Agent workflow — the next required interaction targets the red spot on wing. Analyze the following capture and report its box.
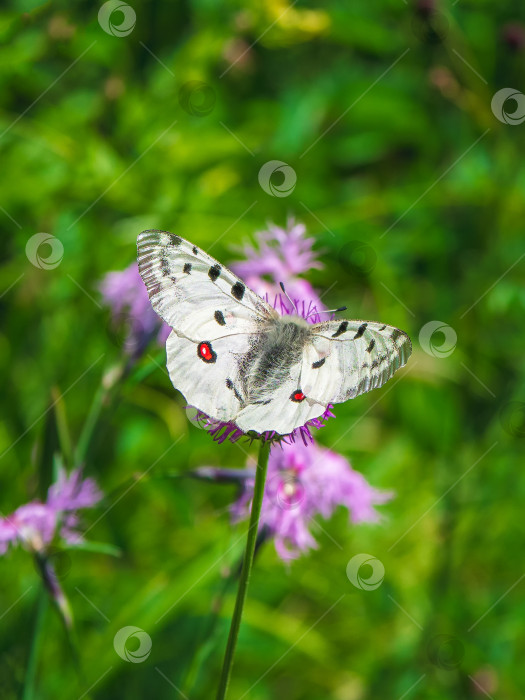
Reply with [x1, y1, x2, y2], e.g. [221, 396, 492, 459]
[291, 391, 306, 402]
[198, 342, 216, 363]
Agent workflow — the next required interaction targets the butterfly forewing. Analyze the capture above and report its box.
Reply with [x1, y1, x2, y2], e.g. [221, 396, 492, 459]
[137, 230, 276, 340]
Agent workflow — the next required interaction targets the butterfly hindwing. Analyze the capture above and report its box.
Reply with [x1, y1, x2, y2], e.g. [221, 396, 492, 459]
[166, 331, 251, 422]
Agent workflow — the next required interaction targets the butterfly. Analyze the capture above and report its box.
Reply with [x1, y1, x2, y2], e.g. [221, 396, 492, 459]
[137, 230, 412, 435]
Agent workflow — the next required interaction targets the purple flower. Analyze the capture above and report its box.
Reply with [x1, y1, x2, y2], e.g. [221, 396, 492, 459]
[100, 263, 170, 356]
[231, 219, 325, 312]
[0, 468, 103, 554]
[230, 442, 392, 561]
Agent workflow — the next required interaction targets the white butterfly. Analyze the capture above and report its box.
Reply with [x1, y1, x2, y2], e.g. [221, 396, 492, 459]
[137, 230, 412, 435]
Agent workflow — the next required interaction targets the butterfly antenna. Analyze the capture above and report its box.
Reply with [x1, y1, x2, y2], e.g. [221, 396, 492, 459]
[279, 282, 298, 314]
[306, 305, 347, 320]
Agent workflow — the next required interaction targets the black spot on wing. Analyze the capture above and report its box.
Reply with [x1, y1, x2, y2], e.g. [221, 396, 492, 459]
[168, 234, 182, 246]
[312, 358, 326, 369]
[192, 246, 198, 255]
[378, 325, 387, 331]
[231, 282, 245, 300]
[371, 360, 380, 369]
[226, 378, 244, 404]
[366, 339, 375, 353]
[214, 310, 226, 326]
[391, 329, 403, 342]
[160, 258, 170, 277]
[183, 263, 192, 274]
[353, 323, 368, 339]
[208, 264, 221, 282]
[331, 321, 348, 338]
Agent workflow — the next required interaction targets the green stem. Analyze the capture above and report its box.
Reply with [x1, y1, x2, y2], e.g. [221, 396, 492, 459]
[23, 586, 48, 700]
[215, 439, 271, 700]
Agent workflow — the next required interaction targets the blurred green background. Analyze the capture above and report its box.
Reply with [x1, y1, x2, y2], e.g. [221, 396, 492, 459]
[1, 0, 525, 698]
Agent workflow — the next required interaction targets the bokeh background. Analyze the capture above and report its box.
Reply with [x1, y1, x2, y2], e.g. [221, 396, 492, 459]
[1, 0, 525, 698]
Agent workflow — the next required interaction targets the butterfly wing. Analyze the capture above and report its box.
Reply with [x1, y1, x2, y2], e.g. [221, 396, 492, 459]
[138, 230, 278, 422]
[137, 230, 277, 341]
[306, 319, 412, 403]
[234, 319, 411, 434]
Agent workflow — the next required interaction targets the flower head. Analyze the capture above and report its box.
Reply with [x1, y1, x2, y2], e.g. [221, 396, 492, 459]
[100, 263, 170, 356]
[231, 219, 325, 312]
[231, 442, 392, 560]
[0, 468, 103, 554]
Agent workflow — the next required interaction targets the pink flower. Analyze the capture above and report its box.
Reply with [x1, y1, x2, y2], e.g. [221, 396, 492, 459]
[100, 263, 170, 356]
[231, 219, 325, 312]
[230, 442, 392, 561]
[0, 468, 103, 554]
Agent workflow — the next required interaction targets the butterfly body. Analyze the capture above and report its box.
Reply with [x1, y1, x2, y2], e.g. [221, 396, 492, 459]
[137, 230, 412, 435]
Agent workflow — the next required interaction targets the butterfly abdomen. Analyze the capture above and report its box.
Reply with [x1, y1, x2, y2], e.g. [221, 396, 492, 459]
[244, 319, 311, 402]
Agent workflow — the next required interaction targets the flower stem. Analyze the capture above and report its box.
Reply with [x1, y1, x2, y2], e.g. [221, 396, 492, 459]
[215, 439, 271, 700]
[23, 585, 48, 700]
